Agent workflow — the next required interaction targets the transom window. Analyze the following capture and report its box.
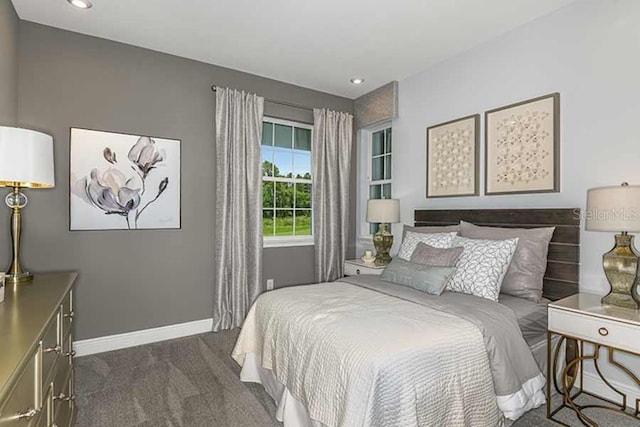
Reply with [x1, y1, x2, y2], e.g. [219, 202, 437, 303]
[368, 127, 392, 234]
[261, 117, 313, 243]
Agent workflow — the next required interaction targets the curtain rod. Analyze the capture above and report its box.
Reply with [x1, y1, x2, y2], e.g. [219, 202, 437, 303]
[211, 85, 314, 112]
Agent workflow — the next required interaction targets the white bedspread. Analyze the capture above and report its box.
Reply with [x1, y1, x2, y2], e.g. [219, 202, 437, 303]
[232, 282, 503, 427]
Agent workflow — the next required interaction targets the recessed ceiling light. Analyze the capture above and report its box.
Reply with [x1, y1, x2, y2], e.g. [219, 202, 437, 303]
[68, 0, 93, 9]
[350, 77, 365, 85]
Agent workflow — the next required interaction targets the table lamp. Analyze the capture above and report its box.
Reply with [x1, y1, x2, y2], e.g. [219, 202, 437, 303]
[366, 199, 400, 266]
[0, 127, 55, 284]
[586, 182, 640, 309]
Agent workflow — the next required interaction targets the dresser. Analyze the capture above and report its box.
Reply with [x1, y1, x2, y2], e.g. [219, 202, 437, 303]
[0, 272, 77, 427]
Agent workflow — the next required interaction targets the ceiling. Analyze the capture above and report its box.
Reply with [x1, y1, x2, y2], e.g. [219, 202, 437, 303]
[12, 0, 576, 98]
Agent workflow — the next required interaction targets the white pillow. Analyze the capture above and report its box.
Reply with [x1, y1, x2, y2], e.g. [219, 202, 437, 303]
[398, 231, 457, 261]
[445, 236, 519, 301]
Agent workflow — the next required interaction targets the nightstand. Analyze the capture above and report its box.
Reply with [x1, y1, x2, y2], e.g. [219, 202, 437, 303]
[547, 292, 640, 425]
[343, 259, 386, 276]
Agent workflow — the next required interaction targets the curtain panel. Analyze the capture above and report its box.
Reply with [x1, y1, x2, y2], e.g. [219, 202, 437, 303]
[213, 88, 264, 331]
[313, 108, 354, 282]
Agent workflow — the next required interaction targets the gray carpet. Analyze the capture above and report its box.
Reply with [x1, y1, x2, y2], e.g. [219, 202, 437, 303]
[75, 330, 639, 426]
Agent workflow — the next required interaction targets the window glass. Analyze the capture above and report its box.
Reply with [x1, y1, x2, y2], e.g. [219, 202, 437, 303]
[263, 118, 313, 239]
[275, 124, 293, 148]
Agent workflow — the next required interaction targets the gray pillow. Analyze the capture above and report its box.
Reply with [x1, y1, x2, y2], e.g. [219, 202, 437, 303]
[410, 242, 464, 267]
[459, 221, 555, 303]
[381, 258, 455, 295]
[402, 224, 459, 240]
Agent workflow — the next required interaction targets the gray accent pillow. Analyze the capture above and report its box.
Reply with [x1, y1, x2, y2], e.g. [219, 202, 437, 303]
[381, 258, 455, 295]
[410, 242, 464, 267]
[459, 221, 555, 303]
[402, 224, 459, 240]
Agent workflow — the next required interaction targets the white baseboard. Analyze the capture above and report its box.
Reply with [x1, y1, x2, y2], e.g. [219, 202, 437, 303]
[582, 371, 640, 407]
[73, 318, 214, 357]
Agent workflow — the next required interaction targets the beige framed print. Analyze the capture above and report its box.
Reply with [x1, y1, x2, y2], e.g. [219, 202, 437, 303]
[426, 114, 480, 198]
[485, 93, 560, 195]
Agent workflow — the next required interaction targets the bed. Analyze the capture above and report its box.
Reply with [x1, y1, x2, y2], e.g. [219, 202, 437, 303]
[232, 208, 580, 427]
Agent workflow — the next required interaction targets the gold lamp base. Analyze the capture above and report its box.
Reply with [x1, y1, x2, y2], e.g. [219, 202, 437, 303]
[373, 224, 394, 266]
[6, 272, 33, 285]
[601, 233, 640, 310]
[5, 187, 33, 286]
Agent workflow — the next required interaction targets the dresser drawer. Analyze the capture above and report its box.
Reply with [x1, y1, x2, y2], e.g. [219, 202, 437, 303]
[51, 362, 72, 427]
[60, 291, 73, 342]
[549, 308, 640, 354]
[0, 351, 38, 426]
[39, 312, 61, 391]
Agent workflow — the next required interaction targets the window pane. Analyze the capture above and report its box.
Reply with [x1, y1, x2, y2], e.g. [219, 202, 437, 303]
[372, 156, 384, 181]
[294, 128, 311, 151]
[384, 154, 392, 180]
[385, 128, 392, 153]
[295, 183, 311, 208]
[295, 210, 312, 236]
[262, 147, 274, 177]
[275, 182, 294, 209]
[274, 149, 293, 178]
[263, 181, 274, 208]
[369, 184, 381, 199]
[370, 223, 380, 234]
[262, 122, 273, 146]
[293, 152, 311, 179]
[263, 210, 274, 236]
[275, 124, 293, 148]
[372, 130, 384, 156]
[383, 183, 392, 198]
[275, 210, 294, 236]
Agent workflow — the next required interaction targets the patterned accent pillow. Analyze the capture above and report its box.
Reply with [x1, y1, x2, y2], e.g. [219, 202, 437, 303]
[445, 236, 519, 301]
[398, 231, 457, 261]
[381, 258, 456, 295]
[410, 242, 464, 267]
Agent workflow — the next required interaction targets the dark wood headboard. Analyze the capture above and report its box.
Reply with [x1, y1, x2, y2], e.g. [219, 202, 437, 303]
[414, 208, 580, 301]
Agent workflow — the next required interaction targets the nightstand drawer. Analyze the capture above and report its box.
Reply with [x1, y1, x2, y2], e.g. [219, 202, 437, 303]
[549, 308, 640, 354]
[344, 262, 385, 276]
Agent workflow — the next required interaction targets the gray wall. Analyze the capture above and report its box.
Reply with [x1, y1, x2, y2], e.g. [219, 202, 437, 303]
[0, 0, 18, 125]
[16, 22, 354, 340]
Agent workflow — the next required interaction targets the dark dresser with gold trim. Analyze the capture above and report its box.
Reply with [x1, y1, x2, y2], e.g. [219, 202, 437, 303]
[0, 273, 77, 427]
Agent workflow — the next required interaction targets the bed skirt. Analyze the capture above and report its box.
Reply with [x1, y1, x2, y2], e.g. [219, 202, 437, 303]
[240, 353, 326, 427]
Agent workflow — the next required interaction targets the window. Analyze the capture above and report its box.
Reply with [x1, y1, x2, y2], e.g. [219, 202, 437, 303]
[357, 124, 393, 240]
[262, 117, 313, 246]
[367, 126, 392, 234]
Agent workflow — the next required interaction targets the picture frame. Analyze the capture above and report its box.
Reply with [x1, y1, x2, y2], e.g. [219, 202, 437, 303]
[69, 127, 181, 231]
[426, 114, 480, 198]
[485, 93, 560, 195]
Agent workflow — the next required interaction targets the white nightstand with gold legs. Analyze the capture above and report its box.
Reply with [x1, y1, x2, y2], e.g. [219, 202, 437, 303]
[547, 293, 640, 426]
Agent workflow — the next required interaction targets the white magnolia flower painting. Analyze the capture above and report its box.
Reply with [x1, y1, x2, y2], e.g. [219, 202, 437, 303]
[70, 128, 181, 230]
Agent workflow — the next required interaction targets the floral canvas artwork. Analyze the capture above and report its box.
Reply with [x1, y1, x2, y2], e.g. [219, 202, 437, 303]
[426, 115, 479, 198]
[70, 128, 181, 230]
[485, 93, 559, 195]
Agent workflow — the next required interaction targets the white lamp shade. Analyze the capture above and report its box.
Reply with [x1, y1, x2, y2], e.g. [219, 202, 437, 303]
[0, 126, 55, 188]
[366, 199, 400, 223]
[586, 183, 640, 232]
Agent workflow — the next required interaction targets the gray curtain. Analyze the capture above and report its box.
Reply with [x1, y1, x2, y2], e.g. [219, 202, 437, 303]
[213, 88, 264, 331]
[313, 108, 354, 282]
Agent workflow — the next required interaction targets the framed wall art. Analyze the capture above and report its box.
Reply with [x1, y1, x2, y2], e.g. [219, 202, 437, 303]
[70, 128, 181, 230]
[426, 114, 480, 198]
[485, 93, 560, 195]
